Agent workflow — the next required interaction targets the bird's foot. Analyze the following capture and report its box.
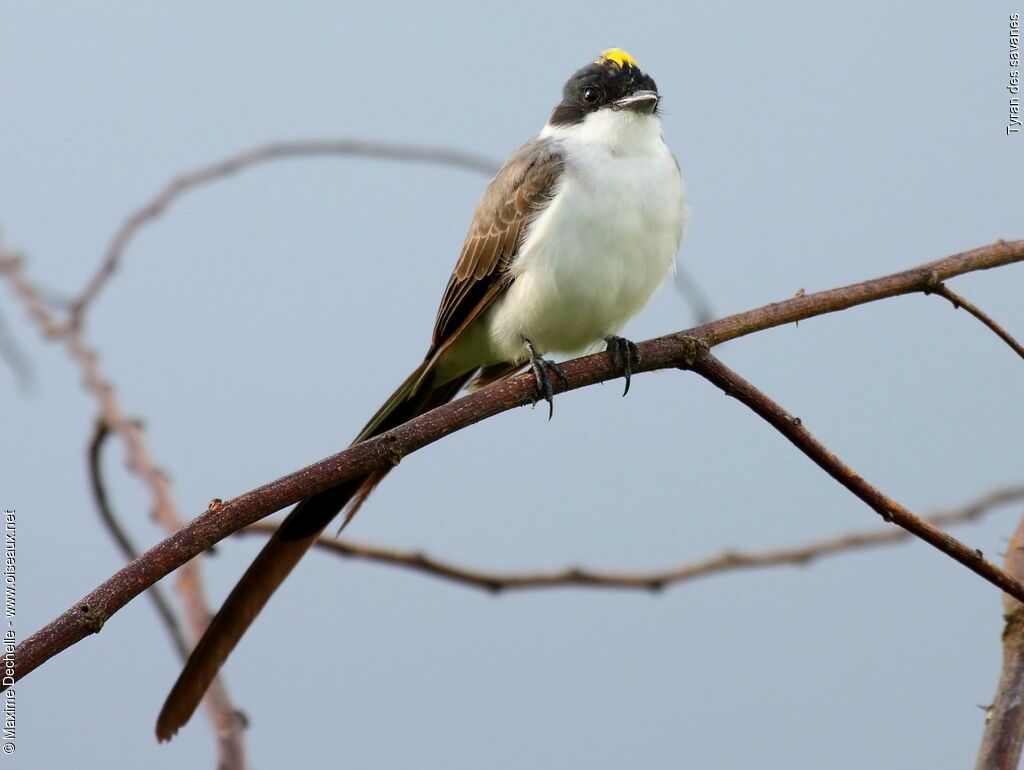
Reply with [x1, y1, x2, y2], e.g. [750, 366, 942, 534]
[605, 336, 640, 396]
[523, 338, 567, 419]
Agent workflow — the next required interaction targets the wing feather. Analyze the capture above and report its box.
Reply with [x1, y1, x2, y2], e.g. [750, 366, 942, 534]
[429, 138, 564, 352]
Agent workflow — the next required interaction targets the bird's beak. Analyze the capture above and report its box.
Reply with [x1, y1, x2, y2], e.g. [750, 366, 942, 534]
[613, 90, 659, 114]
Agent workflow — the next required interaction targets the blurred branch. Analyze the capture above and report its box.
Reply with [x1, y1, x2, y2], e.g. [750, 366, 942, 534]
[8, 238, 1024, 685]
[0, 246, 248, 768]
[239, 485, 1024, 592]
[0, 249, 63, 335]
[0, 305, 34, 393]
[69, 139, 501, 326]
[975, 513, 1024, 769]
[928, 281, 1024, 360]
[66, 137, 718, 330]
[88, 420, 190, 661]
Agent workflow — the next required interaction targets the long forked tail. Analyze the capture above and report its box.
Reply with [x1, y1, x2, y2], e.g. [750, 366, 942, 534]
[155, 361, 471, 741]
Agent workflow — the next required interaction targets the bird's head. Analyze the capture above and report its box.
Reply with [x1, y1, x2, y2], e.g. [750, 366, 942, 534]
[548, 49, 661, 128]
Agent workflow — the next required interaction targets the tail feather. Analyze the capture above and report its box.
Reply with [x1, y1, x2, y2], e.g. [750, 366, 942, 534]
[156, 361, 471, 741]
[336, 368, 471, 532]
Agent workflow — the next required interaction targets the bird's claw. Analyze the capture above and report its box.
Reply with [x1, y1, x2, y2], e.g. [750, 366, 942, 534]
[605, 336, 640, 396]
[523, 338, 567, 419]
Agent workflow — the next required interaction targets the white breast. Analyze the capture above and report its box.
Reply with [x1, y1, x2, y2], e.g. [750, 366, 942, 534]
[486, 110, 687, 362]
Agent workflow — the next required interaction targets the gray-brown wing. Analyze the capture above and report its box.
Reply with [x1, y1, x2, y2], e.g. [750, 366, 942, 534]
[430, 138, 564, 352]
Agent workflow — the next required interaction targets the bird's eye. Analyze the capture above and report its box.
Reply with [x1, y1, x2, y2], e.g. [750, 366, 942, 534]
[582, 86, 602, 104]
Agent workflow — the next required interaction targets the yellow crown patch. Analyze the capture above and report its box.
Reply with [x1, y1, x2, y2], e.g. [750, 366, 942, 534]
[597, 48, 639, 69]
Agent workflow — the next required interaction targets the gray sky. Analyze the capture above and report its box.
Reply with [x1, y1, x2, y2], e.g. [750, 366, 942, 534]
[3, 2, 1023, 768]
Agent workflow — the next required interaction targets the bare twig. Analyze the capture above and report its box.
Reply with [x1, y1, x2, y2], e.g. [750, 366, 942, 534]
[69, 139, 501, 325]
[238, 485, 1024, 592]
[975, 514, 1024, 769]
[0, 248, 247, 768]
[929, 282, 1024, 360]
[88, 420, 190, 660]
[687, 347, 1024, 598]
[8, 239, 1024, 685]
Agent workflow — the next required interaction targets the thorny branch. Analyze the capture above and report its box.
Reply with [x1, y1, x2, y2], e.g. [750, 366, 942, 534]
[239, 485, 1024, 592]
[5, 238, 1023, 686]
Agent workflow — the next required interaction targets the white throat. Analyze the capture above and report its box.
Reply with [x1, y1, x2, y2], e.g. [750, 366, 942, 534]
[540, 109, 666, 157]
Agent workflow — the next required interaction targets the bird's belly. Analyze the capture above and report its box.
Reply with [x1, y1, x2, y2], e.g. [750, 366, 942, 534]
[486, 155, 684, 361]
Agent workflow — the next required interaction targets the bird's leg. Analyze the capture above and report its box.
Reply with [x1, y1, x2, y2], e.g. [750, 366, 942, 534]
[523, 337, 568, 419]
[604, 336, 640, 396]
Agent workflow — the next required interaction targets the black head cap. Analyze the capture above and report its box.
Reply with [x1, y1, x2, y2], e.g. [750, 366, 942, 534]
[549, 49, 659, 127]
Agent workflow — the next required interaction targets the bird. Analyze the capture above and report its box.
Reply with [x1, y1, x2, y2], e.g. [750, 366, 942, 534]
[156, 47, 687, 740]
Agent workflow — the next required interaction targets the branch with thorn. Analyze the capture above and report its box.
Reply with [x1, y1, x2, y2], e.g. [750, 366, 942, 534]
[4, 237, 1023, 689]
